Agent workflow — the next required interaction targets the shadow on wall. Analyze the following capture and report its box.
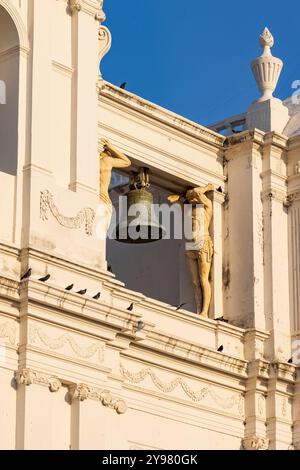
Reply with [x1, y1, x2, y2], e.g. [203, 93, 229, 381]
[0, 6, 20, 176]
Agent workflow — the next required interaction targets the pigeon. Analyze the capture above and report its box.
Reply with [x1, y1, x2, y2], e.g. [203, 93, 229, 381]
[175, 302, 188, 311]
[217, 345, 224, 352]
[137, 321, 145, 331]
[288, 358, 293, 364]
[77, 289, 87, 295]
[20, 268, 32, 281]
[127, 303, 134, 311]
[120, 82, 127, 90]
[39, 274, 51, 282]
[215, 316, 229, 323]
[65, 284, 74, 291]
[93, 292, 101, 300]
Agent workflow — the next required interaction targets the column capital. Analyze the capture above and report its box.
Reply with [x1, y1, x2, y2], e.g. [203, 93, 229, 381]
[15, 368, 61, 392]
[68, 0, 105, 21]
[242, 436, 269, 450]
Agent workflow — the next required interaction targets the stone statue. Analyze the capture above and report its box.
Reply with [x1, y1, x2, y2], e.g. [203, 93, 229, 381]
[99, 139, 131, 232]
[168, 184, 214, 317]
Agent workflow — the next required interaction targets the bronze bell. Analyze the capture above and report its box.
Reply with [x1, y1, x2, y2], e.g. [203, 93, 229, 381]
[116, 168, 165, 243]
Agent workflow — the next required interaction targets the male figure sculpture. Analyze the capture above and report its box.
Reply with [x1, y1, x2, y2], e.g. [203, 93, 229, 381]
[99, 139, 131, 232]
[168, 184, 214, 317]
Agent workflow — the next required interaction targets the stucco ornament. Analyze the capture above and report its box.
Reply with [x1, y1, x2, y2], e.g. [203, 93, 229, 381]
[168, 184, 214, 316]
[251, 27, 283, 102]
[242, 436, 269, 450]
[98, 139, 131, 237]
[40, 190, 95, 236]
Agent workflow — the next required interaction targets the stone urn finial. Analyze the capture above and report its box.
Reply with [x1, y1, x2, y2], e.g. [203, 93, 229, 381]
[251, 27, 283, 102]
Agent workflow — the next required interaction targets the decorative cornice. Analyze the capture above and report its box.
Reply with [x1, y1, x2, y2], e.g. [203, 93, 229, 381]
[247, 360, 270, 379]
[242, 436, 269, 450]
[269, 362, 296, 383]
[225, 129, 265, 148]
[100, 82, 225, 147]
[15, 368, 62, 392]
[40, 190, 95, 236]
[68, 383, 127, 414]
[68, 0, 105, 21]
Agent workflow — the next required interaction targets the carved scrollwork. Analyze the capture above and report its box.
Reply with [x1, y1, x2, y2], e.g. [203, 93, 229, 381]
[40, 190, 95, 236]
[15, 368, 62, 392]
[68, 383, 127, 414]
[242, 436, 269, 450]
[69, 383, 90, 401]
[99, 26, 112, 79]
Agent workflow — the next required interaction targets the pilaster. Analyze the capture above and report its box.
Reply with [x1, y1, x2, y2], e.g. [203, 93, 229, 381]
[69, 0, 104, 194]
[224, 130, 265, 328]
[261, 133, 290, 361]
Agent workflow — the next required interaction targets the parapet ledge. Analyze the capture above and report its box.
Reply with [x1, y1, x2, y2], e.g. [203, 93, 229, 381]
[139, 329, 248, 378]
[100, 81, 225, 148]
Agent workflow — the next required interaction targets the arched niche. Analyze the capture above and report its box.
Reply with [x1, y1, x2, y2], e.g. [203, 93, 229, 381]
[0, 4, 20, 175]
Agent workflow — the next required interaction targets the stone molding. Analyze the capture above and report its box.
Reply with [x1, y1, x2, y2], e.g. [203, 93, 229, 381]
[40, 190, 95, 236]
[15, 368, 127, 414]
[68, 0, 105, 21]
[100, 82, 225, 147]
[15, 368, 62, 392]
[261, 189, 287, 205]
[68, 383, 127, 414]
[242, 436, 269, 450]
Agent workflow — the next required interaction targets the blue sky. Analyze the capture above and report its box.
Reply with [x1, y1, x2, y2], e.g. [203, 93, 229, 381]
[102, 0, 300, 126]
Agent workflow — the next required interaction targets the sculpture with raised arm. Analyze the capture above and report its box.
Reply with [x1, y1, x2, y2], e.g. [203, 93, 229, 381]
[99, 138, 131, 232]
[168, 184, 214, 317]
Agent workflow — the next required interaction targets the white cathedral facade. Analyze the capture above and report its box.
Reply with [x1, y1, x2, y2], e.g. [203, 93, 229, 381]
[0, 0, 300, 450]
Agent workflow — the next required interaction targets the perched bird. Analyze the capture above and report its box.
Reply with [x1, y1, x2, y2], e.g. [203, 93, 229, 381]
[39, 274, 51, 282]
[20, 268, 32, 281]
[217, 345, 224, 352]
[288, 358, 293, 364]
[137, 321, 145, 331]
[93, 292, 101, 300]
[65, 284, 74, 291]
[127, 303, 134, 311]
[120, 82, 127, 90]
[175, 302, 188, 311]
[215, 316, 229, 323]
[77, 289, 87, 295]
